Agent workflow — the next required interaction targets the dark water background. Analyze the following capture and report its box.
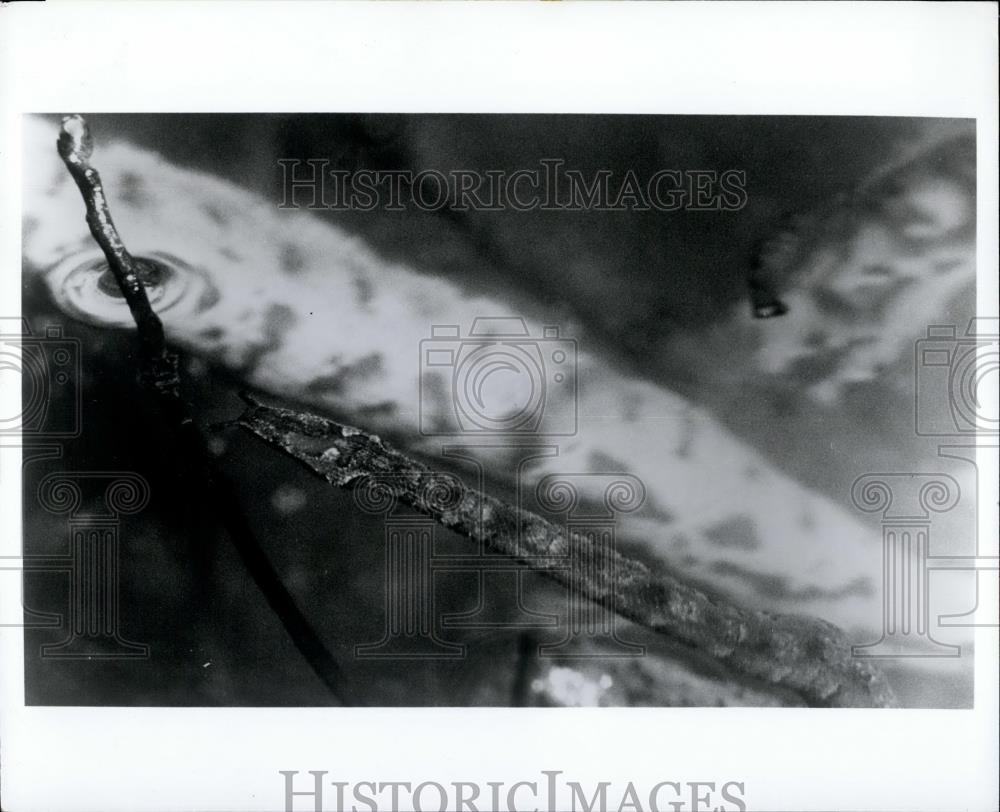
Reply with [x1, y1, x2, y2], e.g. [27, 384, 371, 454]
[20, 115, 975, 707]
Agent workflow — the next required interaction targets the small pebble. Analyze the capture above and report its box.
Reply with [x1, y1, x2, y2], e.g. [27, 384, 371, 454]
[186, 357, 208, 377]
[270, 483, 308, 515]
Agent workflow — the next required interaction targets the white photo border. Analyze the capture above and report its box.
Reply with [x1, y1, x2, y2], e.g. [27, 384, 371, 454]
[1, 2, 997, 811]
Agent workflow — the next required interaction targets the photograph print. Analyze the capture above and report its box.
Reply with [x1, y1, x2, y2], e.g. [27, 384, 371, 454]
[16, 112, 984, 709]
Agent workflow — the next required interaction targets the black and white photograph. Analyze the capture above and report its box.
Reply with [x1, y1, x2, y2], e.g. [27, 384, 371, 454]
[15, 111, 982, 710]
[0, 3, 997, 812]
